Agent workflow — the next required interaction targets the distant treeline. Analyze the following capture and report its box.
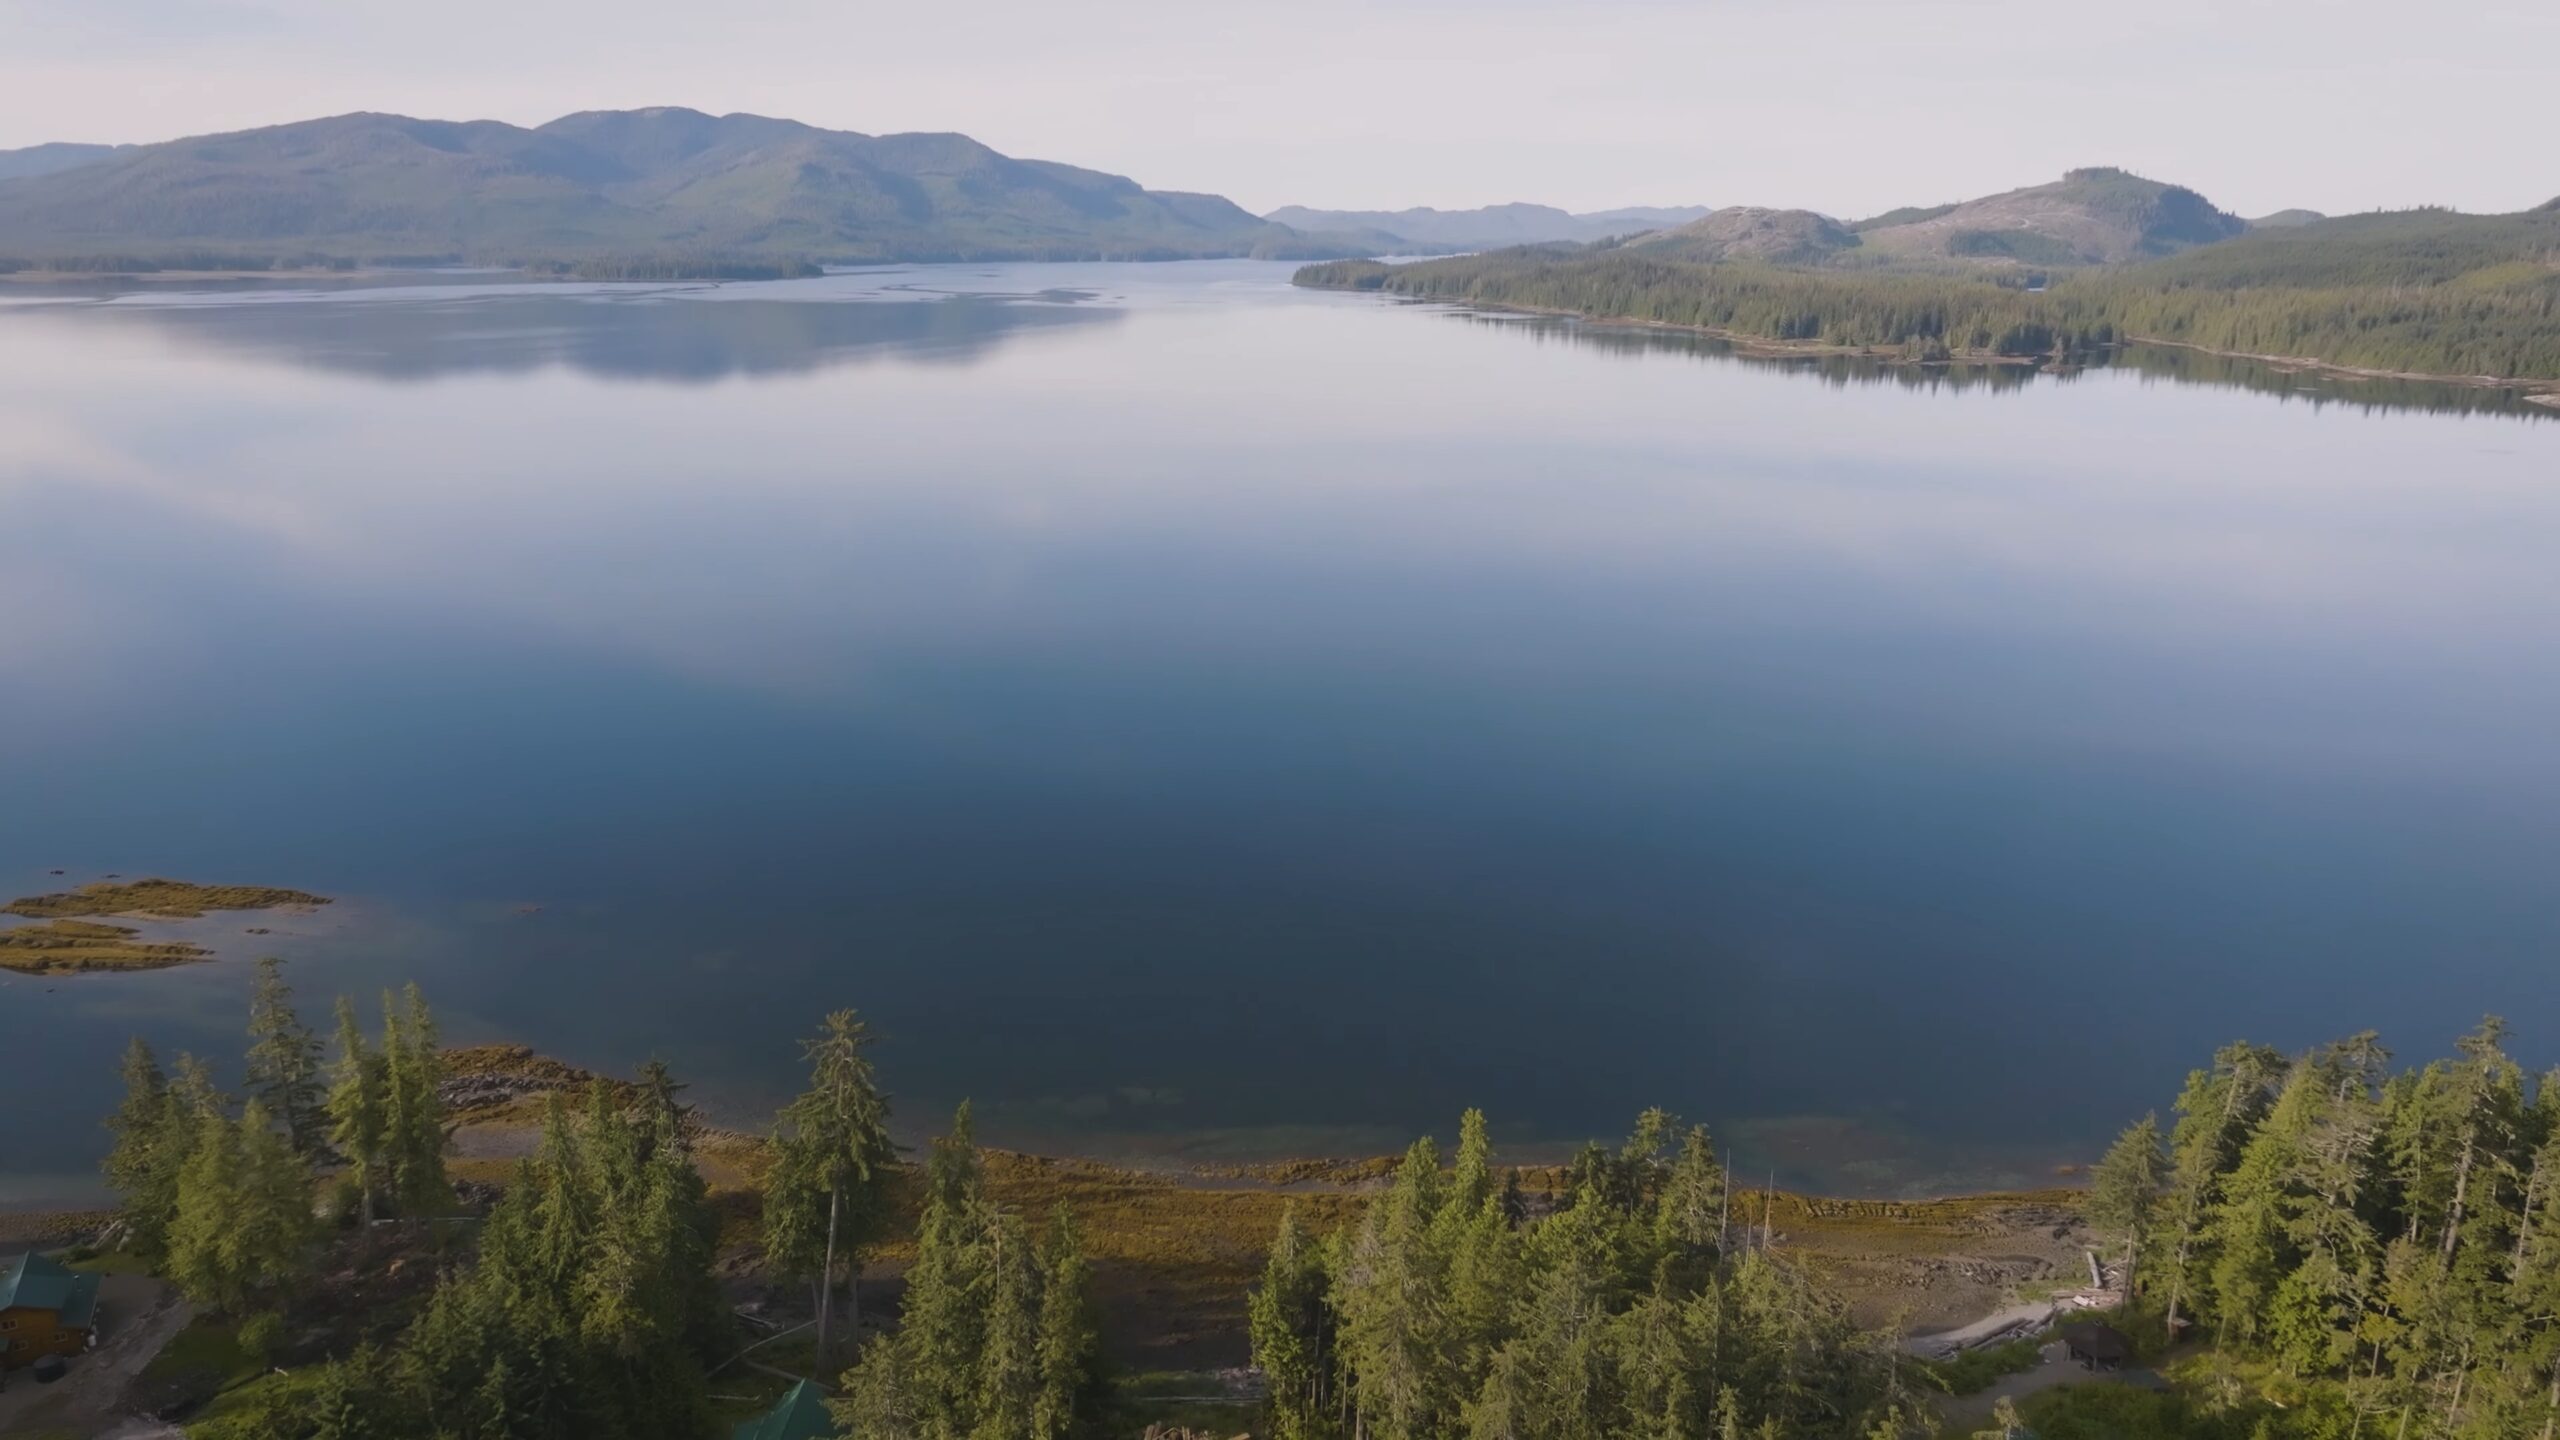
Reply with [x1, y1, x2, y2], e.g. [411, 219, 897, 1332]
[1301, 207, 2560, 381]
[0, 252, 380, 274]
[532, 255, 826, 282]
[1300, 254, 2112, 359]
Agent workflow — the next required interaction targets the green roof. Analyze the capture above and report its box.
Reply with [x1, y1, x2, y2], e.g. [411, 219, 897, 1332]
[732, 1379, 833, 1440]
[1, 1252, 99, 1329]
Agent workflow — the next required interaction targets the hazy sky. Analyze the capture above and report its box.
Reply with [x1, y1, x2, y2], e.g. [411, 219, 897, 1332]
[3, 0, 2553, 218]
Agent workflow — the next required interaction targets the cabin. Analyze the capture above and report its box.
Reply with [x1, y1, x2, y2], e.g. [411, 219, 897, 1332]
[0, 1252, 101, 1370]
[2058, 1320, 2133, 1372]
[731, 1378, 832, 1440]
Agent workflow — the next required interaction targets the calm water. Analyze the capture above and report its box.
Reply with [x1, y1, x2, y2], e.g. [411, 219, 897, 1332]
[4, 261, 2556, 1206]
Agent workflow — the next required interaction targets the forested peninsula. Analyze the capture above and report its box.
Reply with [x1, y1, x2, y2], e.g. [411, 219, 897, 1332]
[16, 951, 2560, 1440]
[1297, 203, 2560, 395]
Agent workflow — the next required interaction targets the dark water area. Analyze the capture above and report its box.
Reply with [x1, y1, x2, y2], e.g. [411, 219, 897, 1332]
[3, 261, 2556, 1207]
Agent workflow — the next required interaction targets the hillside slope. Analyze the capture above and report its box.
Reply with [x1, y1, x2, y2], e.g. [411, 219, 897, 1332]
[0, 108, 1344, 265]
[1624, 207, 1859, 264]
[1856, 167, 2245, 265]
[1296, 201, 2560, 384]
[1264, 201, 1709, 250]
[0, 142, 134, 181]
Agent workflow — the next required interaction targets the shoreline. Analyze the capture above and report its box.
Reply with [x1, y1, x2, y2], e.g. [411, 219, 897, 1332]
[15, 1042, 2098, 1341]
[1303, 279, 2560, 403]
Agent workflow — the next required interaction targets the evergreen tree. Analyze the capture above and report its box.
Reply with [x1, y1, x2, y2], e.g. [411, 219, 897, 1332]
[236, 1098, 316, 1297]
[101, 1037, 182, 1261]
[327, 996, 389, 1225]
[390, 1076, 721, 1440]
[1654, 1124, 1727, 1283]
[167, 1102, 247, 1308]
[245, 955, 327, 1153]
[2153, 1041, 2285, 1342]
[1034, 1209, 1099, 1440]
[1336, 1135, 1450, 1439]
[763, 1008, 895, 1367]
[380, 985, 449, 1215]
[2087, 1111, 2166, 1301]
[1283, 1110, 1917, 1440]
[1250, 1204, 1332, 1440]
[166, 1096, 313, 1312]
[974, 1209, 1040, 1440]
[833, 1102, 1098, 1440]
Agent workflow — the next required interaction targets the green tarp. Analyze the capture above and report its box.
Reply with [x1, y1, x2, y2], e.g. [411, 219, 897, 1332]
[732, 1379, 832, 1440]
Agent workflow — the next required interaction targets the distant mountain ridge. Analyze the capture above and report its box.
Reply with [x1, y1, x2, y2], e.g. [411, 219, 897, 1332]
[1623, 208, 1857, 264]
[1590, 169, 2251, 273]
[1264, 202, 1711, 251]
[0, 108, 1357, 265]
[0, 142, 135, 181]
[1851, 167, 2246, 265]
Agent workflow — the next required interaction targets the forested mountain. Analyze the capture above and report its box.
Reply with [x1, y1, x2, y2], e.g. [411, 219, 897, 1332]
[0, 141, 134, 180]
[1622, 206, 1860, 264]
[0, 108, 1353, 266]
[1853, 166, 2247, 265]
[1288, 169, 2252, 272]
[1299, 200, 2560, 384]
[1263, 201, 1711, 251]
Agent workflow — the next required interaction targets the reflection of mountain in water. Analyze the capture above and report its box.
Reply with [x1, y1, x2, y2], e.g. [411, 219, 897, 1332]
[1449, 311, 2555, 420]
[30, 285, 1124, 382]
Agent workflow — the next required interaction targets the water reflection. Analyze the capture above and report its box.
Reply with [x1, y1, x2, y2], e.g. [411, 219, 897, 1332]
[3, 261, 2557, 1207]
[1441, 309, 2557, 420]
[1, 273, 1122, 382]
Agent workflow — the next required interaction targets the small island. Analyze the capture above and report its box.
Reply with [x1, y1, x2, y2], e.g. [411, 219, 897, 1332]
[0, 878, 330, 974]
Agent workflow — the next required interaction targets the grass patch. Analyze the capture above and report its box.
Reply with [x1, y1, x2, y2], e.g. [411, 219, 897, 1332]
[142, 1316, 258, 1388]
[0, 918, 210, 973]
[185, 1366, 326, 1440]
[4, 878, 330, 920]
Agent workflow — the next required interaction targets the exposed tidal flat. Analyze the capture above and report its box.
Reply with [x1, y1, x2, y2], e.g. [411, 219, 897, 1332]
[4, 259, 2559, 1211]
[0, 879, 331, 973]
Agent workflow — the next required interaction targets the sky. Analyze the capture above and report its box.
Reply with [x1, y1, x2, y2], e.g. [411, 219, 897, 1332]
[2, 0, 2554, 219]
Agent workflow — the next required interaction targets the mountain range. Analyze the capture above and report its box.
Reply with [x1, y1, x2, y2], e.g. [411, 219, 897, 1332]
[1622, 169, 2249, 270]
[0, 114, 2453, 280]
[0, 108, 1360, 265]
[1261, 203, 1713, 251]
[0, 142, 135, 181]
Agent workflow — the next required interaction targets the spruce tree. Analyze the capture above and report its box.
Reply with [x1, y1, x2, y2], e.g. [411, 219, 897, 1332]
[975, 1209, 1040, 1440]
[2153, 1041, 2285, 1342]
[834, 1102, 1097, 1440]
[1654, 1124, 1727, 1280]
[1337, 1135, 1449, 1439]
[380, 985, 449, 1215]
[1033, 1209, 1097, 1440]
[101, 1037, 180, 1260]
[245, 955, 326, 1153]
[327, 996, 388, 1225]
[1251, 1204, 1331, 1440]
[2087, 1112, 2165, 1299]
[235, 1097, 315, 1299]
[763, 1008, 895, 1366]
[167, 1103, 247, 1309]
